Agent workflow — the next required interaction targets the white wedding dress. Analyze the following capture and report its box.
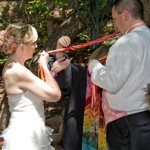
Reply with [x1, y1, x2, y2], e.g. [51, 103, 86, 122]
[0, 91, 54, 150]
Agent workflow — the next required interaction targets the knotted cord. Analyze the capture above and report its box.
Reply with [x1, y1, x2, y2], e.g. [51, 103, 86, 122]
[40, 32, 119, 80]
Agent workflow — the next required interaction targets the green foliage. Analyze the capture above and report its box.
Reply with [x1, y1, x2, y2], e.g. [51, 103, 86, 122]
[25, 0, 50, 17]
[0, 0, 52, 67]
[51, 0, 69, 8]
[0, 0, 115, 67]
[0, 53, 7, 67]
[0, 0, 52, 49]
[0, 23, 4, 30]
[77, 32, 91, 42]
[13, 0, 51, 49]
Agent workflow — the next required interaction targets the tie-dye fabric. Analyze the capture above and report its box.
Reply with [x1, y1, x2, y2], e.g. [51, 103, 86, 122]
[82, 73, 109, 150]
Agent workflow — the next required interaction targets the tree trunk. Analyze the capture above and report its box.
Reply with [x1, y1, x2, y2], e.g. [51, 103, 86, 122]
[141, 0, 150, 27]
[0, 80, 10, 132]
[45, 15, 85, 50]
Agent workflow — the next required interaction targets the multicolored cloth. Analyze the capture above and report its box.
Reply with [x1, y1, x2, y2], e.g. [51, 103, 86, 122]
[82, 72, 110, 150]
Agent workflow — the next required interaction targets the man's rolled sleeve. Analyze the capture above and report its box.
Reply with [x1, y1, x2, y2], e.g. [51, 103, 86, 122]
[88, 59, 103, 74]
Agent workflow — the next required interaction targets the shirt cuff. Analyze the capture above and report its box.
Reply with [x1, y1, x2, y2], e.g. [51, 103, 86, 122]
[88, 59, 103, 74]
[88, 59, 99, 74]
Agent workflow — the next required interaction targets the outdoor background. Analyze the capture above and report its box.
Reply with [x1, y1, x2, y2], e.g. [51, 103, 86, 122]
[0, 0, 150, 149]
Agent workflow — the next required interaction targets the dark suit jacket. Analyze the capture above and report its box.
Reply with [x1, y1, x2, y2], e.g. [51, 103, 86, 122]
[49, 55, 87, 150]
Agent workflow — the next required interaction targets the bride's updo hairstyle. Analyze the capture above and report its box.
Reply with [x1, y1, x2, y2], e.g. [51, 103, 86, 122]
[0, 22, 35, 55]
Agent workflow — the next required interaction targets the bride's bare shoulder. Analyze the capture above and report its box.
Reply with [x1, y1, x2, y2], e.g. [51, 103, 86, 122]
[3, 62, 28, 81]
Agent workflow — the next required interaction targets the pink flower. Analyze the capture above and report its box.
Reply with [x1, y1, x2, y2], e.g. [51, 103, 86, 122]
[0, 40, 5, 46]
[6, 48, 13, 54]
[9, 36, 14, 44]
[0, 30, 8, 36]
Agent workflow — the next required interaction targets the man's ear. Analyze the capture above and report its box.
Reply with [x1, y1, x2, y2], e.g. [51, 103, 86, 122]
[123, 10, 130, 22]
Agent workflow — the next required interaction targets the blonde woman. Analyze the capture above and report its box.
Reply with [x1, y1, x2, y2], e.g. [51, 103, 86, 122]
[0, 22, 62, 150]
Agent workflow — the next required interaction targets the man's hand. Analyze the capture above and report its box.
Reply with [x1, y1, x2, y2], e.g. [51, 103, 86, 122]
[56, 36, 71, 59]
[51, 57, 72, 74]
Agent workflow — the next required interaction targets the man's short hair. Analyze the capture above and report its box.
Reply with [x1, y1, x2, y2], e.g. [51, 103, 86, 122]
[113, 0, 144, 20]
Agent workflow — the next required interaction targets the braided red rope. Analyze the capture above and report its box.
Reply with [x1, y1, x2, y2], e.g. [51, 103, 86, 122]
[40, 32, 119, 80]
[47, 32, 119, 54]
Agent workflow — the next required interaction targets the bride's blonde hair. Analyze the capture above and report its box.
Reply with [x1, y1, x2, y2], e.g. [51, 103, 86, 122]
[0, 22, 35, 54]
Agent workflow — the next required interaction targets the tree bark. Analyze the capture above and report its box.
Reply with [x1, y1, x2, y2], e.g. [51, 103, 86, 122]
[0, 80, 10, 132]
[45, 15, 85, 50]
[141, 0, 150, 27]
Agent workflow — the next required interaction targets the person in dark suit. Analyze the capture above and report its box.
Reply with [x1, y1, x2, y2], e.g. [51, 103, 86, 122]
[49, 36, 87, 150]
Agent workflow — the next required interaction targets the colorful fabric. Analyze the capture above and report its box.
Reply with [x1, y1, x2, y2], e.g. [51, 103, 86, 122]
[82, 73, 109, 150]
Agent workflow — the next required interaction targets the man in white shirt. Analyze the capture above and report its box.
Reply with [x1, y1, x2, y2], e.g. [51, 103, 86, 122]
[88, 0, 150, 149]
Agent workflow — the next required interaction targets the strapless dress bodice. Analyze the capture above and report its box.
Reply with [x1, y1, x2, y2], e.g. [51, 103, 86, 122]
[8, 91, 45, 121]
[1, 91, 54, 150]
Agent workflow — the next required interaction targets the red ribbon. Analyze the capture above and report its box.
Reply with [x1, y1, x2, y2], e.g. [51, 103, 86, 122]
[40, 32, 119, 80]
[47, 32, 119, 54]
